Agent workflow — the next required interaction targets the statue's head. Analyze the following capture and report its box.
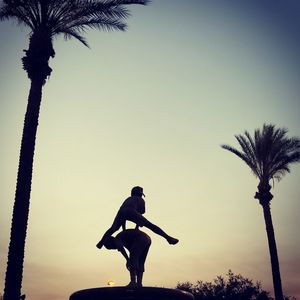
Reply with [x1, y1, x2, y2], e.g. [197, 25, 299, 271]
[131, 186, 145, 197]
[103, 236, 117, 250]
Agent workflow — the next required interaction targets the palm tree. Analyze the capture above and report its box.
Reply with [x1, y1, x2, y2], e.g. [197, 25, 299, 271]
[0, 1, 148, 300]
[221, 124, 300, 300]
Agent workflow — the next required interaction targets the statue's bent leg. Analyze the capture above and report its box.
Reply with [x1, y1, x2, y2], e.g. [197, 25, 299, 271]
[96, 212, 123, 249]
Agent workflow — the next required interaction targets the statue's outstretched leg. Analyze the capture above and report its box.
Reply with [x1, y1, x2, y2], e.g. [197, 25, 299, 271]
[144, 220, 178, 244]
[126, 211, 179, 245]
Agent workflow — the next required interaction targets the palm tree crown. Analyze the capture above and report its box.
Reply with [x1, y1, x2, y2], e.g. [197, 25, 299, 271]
[221, 124, 300, 186]
[0, 0, 148, 45]
[0, 0, 148, 81]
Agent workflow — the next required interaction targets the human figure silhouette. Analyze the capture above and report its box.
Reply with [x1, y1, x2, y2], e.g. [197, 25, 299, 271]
[96, 186, 178, 249]
[103, 228, 151, 287]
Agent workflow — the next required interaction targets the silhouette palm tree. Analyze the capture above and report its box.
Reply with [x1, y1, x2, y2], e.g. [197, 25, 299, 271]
[221, 124, 300, 300]
[0, 1, 148, 300]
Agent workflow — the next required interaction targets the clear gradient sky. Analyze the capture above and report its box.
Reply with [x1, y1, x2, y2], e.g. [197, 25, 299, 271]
[1, 1, 300, 300]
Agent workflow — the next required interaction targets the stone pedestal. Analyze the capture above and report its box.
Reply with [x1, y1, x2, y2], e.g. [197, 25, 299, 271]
[70, 287, 194, 300]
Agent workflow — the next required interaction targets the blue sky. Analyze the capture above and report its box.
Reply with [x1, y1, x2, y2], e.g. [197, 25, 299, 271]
[1, 1, 300, 299]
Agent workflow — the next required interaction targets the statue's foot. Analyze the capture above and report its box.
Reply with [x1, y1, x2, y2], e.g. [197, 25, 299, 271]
[96, 240, 104, 249]
[127, 282, 138, 288]
[167, 237, 179, 245]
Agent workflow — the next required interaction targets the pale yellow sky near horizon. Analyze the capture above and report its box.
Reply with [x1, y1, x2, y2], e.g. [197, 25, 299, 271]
[1, 1, 300, 300]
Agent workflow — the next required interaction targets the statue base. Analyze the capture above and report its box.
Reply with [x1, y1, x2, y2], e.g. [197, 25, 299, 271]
[70, 287, 194, 300]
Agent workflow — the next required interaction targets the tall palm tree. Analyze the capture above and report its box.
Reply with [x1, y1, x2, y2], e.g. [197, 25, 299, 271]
[0, 1, 148, 300]
[221, 124, 300, 300]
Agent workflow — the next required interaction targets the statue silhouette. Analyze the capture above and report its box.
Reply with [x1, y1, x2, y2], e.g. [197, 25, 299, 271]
[96, 186, 178, 249]
[103, 229, 151, 287]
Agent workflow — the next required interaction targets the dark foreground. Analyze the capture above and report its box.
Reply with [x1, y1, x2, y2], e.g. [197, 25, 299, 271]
[70, 286, 194, 300]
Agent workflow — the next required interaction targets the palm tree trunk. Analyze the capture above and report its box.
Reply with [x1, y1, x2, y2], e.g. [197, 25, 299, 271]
[262, 203, 284, 300]
[4, 78, 44, 300]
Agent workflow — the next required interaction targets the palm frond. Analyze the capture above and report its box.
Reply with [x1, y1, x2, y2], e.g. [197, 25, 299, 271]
[221, 144, 260, 178]
[0, 3, 35, 29]
[235, 134, 259, 175]
[269, 139, 300, 180]
[100, 0, 150, 6]
[80, 1, 132, 19]
[58, 27, 90, 47]
[49, 0, 145, 38]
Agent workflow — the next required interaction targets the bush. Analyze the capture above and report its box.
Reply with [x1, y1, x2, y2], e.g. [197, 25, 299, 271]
[176, 270, 296, 300]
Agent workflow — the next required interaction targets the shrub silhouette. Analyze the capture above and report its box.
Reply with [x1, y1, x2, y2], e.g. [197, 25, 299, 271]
[176, 270, 296, 300]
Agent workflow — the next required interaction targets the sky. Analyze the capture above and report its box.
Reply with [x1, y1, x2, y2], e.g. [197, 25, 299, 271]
[1, 0, 300, 299]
